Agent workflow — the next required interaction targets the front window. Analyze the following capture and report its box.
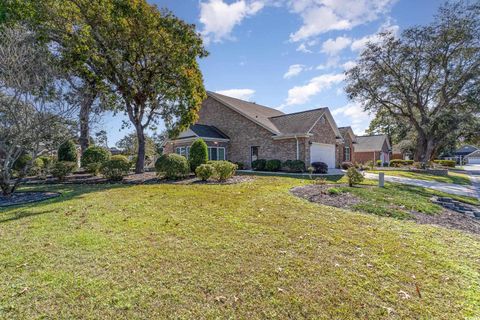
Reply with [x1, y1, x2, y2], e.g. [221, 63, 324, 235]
[344, 146, 351, 161]
[208, 147, 225, 161]
[175, 146, 190, 159]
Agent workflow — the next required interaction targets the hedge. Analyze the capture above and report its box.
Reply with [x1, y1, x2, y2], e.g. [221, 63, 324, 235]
[433, 160, 456, 168]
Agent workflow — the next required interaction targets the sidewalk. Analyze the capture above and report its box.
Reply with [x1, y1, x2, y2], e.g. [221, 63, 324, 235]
[363, 172, 478, 198]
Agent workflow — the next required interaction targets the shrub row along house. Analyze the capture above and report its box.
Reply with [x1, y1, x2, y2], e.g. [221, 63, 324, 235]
[163, 92, 390, 169]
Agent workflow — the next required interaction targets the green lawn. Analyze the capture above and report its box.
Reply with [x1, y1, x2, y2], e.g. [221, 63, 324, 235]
[1, 177, 479, 319]
[370, 169, 472, 185]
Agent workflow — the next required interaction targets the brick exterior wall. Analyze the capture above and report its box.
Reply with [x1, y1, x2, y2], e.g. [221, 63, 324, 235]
[354, 140, 390, 163]
[165, 96, 339, 169]
[337, 133, 354, 166]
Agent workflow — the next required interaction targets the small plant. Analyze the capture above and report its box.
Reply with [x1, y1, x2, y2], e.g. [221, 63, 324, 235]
[58, 140, 78, 162]
[51, 161, 76, 181]
[86, 162, 103, 176]
[365, 160, 374, 170]
[311, 162, 328, 174]
[283, 160, 305, 173]
[81, 146, 111, 168]
[346, 167, 364, 187]
[307, 166, 314, 179]
[341, 161, 354, 170]
[155, 154, 190, 180]
[327, 187, 341, 195]
[189, 139, 208, 171]
[208, 161, 237, 181]
[101, 155, 131, 181]
[251, 159, 266, 171]
[265, 159, 282, 172]
[314, 177, 327, 185]
[195, 163, 216, 181]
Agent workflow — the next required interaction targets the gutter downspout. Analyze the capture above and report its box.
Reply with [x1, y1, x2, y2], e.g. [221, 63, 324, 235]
[295, 135, 299, 160]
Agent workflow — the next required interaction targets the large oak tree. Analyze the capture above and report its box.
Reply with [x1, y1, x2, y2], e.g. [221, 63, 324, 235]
[346, 1, 480, 162]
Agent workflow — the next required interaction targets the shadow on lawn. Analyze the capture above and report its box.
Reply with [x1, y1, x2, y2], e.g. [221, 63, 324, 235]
[0, 183, 130, 218]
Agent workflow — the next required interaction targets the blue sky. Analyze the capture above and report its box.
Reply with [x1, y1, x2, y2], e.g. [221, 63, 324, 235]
[100, 0, 444, 146]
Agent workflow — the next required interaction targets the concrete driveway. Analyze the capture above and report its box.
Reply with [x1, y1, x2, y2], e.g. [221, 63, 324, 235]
[463, 165, 480, 200]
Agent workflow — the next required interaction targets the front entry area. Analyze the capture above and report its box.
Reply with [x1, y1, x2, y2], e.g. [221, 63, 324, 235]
[310, 143, 336, 168]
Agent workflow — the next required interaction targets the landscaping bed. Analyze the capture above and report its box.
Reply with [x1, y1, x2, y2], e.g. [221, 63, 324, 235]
[0, 191, 60, 207]
[291, 182, 480, 234]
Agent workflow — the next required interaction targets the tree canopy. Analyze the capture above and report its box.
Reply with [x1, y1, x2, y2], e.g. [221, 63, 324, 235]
[346, 1, 480, 162]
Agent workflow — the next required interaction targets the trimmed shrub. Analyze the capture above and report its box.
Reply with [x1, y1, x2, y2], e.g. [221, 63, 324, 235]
[346, 167, 364, 187]
[101, 155, 131, 181]
[81, 146, 111, 167]
[208, 160, 237, 181]
[58, 140, 78, 162]
[265, 159, 282, 172]
[433, 160, 456, 168]
[29, 158, 45, 176]
[13, 154, 32, 172]
[251, 159, 266, 171]
[327, 187, 341, 195]
[86, 162, 103, 176]
[51, 161, 76, 181]
[189, 139, 208, 171]
[283, 160, 305, 173]
[234, 162, 244, 170]
[195, 164, 216, 181]
[341, 161, 354, 170]
[155, 154, 190, 180]
[311, 162, 328, 174]
[376, 160, 382, 166]
[389, 159, 414, 167]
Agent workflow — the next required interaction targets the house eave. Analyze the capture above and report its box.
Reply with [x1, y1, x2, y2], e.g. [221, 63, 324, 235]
[272, 134, 312, 140]
[167, 137, 230, 144]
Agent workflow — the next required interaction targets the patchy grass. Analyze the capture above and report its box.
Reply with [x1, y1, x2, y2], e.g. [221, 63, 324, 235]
[1, 177, 479, 319]
[370, 169, 471, 185]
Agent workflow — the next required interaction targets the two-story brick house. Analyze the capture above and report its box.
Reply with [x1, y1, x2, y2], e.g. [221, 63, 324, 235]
[163, 91, 346, 169]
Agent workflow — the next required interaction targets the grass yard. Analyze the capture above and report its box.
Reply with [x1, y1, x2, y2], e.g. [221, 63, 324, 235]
[1, 177, 480, 319]
[369, 169, 472, 185]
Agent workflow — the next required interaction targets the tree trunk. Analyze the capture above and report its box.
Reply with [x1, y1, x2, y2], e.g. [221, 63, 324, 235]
[79, 95, 94, 155]
[135, 124, 146, 173]
[414, 135, 435, 163]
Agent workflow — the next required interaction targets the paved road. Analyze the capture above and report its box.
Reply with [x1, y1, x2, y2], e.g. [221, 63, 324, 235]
[464, 165, 480, 200]
[363, 172, 478, 198]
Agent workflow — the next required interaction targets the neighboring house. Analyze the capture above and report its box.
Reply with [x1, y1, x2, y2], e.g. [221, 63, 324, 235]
[338, 127, 356, 164]
[442, 145, 478, 164]
[465, 150, 480, 164]
[163, 91, 344, 169]
[392, 143, 413, 160]
[354, 135, 391, 164]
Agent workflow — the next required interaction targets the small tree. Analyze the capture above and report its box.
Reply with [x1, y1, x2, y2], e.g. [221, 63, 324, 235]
[58, 140, 78, 162]
[189, 139, 208, 171]
[346, 168, 364, 187]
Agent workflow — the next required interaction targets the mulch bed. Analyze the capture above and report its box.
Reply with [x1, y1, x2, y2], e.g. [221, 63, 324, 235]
[291, 184, 480, 235]
[24, 172, 255, 186]
[0, 191, 60, 207]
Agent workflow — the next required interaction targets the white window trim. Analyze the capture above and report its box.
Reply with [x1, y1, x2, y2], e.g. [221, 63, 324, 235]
[208, 147, 226, 161]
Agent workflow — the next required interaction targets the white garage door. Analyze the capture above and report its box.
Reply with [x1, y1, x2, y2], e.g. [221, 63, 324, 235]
[310, 143, 336, 168]
[468, 157, 480, 164]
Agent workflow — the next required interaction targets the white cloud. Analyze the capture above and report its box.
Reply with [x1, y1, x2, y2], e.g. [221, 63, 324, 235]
[342, 60, 357, 70]
[215, 88, 255, 100]
[282, 73, 345, 107]
[296, 43, 312, 53]
[332, 102, 373, 134]
[283, 64, 305, 79]
[321, 36, 352, 56]
[199, 0, 265, 44]
[289, 0, 397, 42]
[351, 21, 399, 51]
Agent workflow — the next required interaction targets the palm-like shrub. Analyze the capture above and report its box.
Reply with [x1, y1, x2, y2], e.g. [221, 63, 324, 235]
[58, 140, 78, 162]
[189, 139, 208, 171]
[155, 154, 190, 180]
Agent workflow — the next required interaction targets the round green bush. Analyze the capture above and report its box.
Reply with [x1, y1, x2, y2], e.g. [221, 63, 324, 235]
[311, 162, 328, 174]
[265, 159, 281, 172]
[195, 164, 216, 181]
[81, 146, 111, 167]
[208, 160, 237, 181]
[251, 159, 266, 171]
[101, 155, 131, 181]
[189, 139, 208, 171]
[155, 154, 190, 180]
[86, 162, 103, 176]
[283, 160, 305, 173]
[341, 161, 354, 170]
[58, 140, 78, 162]
[51, 161, 77, 181]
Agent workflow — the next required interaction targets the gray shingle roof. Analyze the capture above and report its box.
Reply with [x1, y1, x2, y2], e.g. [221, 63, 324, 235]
[269, 108, 327, 135]
[177, 124, 229, 140]
[208, 91, 284, 133]
[355, 135, 389, 152]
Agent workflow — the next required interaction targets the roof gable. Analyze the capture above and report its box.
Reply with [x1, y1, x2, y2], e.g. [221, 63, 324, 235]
[177, 124, 229, 140]
[355, 135, 390, 152]
[338, 126, 356, 142]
